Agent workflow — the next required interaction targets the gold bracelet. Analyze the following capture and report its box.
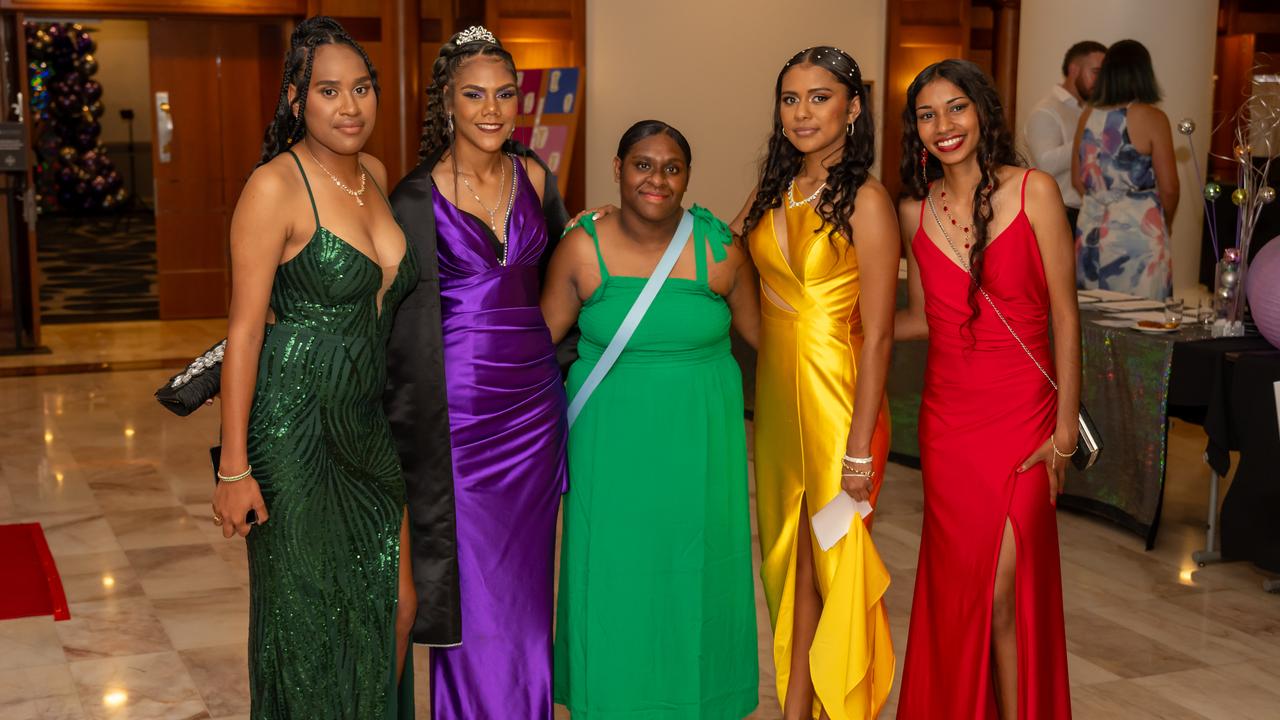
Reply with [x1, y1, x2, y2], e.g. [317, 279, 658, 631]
[217, 465, 252, 483]
[1050, 438, 1073, 459]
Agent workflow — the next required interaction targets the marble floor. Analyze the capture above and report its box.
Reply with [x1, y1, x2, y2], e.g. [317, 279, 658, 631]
[1, 331, 1278, 718]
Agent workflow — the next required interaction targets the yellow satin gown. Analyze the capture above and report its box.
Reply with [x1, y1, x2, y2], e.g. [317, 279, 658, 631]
[748, 198, 895, 719]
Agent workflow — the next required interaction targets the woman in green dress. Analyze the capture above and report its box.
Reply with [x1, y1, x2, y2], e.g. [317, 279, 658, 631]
[212, 17, 416, 718]
[541, 120, 761, 718]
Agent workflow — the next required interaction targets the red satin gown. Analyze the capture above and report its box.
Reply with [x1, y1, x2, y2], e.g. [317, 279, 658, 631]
[898, 172, 1071, 719]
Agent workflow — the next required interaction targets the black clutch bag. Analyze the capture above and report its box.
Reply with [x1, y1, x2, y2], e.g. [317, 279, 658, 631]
[1073, 403, 1103, 470]
[155, 339, 225, 416]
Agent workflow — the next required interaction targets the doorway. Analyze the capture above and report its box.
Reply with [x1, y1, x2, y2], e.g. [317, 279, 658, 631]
[23, 15, 284, 324]
[27, 19, 154, 323]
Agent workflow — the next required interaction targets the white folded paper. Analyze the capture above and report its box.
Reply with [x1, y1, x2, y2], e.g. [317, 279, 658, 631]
[812, 491, 874, 552]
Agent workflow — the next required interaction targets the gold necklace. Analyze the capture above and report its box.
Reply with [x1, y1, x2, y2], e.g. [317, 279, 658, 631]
[307, 148, 368, 207]
[786, 177, 825, 209]
[459, 159, 507, 234]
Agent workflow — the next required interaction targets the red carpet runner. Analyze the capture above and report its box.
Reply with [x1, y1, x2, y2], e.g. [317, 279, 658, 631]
[0, 523, 70, 621]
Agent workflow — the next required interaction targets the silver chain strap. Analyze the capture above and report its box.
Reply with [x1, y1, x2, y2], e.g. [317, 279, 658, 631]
[925, 194, 1059, 392]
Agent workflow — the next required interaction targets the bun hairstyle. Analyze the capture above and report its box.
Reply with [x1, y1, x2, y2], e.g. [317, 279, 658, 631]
[259, 16, 378, 166]
[898, 59, 1021, 329]
[740, 46, 874, 249]
[419, 26, 517, 160]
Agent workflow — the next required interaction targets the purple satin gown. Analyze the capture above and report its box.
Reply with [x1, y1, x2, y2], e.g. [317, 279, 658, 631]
[429, 156, 567, 718]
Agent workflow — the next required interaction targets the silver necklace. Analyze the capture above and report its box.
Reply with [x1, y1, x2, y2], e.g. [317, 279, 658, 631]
[786, 178, 825, 209]
[460, 159, 506, 234]
[307, 148, 367, 207]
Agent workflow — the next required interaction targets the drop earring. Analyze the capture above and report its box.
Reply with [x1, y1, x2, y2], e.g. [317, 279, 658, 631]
[447, 114, 454, 136]
[918, 147, 929, 182]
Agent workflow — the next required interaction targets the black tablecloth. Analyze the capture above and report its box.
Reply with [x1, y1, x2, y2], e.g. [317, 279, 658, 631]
[1169, 337, 1280, 571]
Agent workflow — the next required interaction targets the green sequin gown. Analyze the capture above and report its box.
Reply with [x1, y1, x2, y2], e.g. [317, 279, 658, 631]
[244, 151, 417, 719]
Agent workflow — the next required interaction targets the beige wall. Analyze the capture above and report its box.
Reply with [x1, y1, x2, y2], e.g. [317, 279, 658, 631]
[1016, 0, 1218, 297]
[584, 0, 887, 219]
[92, 20, 152, 146]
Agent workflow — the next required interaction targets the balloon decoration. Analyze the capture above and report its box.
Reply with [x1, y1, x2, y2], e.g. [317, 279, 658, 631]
[25, 21, 124, 213]
[1246, 236, 1280, 350]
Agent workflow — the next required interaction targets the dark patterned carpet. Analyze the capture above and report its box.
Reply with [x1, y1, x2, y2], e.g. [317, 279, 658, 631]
[37, 212, 159, 323]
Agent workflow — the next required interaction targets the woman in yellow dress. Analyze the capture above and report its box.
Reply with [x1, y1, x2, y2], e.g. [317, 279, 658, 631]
[733, 46, 898, 720]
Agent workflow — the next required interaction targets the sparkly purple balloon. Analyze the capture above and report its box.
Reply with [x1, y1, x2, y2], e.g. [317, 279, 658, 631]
[83, 80, 102, 103]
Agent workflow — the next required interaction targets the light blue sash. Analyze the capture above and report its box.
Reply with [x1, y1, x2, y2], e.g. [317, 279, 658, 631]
[566, 209, 693, 428]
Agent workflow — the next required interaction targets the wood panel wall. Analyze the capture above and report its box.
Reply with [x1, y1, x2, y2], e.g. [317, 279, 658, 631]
[883, 0, 969, 199]
[0, 0, 304, 14]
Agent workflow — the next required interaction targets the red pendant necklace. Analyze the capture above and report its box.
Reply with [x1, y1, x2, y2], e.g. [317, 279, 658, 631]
[937, 185, 973, 249]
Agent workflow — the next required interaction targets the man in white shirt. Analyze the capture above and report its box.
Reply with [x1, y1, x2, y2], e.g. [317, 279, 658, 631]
[1024, 41, 1107, 234]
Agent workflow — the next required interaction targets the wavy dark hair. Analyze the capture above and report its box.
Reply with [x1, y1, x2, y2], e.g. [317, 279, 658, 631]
[419, 29, 517, 160]
[617, 120, 692, 164]
[740, 46, 874, 248]
[898, 59, 1021, 327]
[259, 16, 378, 166]
[1093, 39, 1162, 107]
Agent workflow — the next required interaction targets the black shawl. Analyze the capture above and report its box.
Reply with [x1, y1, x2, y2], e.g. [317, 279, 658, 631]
[384, 141, 569, 645]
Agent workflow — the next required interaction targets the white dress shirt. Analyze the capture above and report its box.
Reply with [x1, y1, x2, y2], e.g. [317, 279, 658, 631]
[1024, 84, 1083, 208]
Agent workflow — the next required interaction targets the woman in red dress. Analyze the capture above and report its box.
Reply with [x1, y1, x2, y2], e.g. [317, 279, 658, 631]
[894, 59, 1079, 719]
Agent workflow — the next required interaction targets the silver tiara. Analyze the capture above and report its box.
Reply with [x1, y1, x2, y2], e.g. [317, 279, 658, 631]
[456, 25, 497, 46]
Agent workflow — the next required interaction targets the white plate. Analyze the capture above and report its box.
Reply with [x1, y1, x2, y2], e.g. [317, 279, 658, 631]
[1133, 322, 1180, 334]
[1077, 294, 1101, 304]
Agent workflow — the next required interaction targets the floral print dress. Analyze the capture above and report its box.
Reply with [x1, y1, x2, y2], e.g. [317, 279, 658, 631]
[1075, 106, 1171, 299]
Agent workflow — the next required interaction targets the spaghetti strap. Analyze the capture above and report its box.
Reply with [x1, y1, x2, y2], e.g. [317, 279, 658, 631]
[1019, 169, 1031, 210]
[287, 150, 321, 233]
[580, 215, 610, 279]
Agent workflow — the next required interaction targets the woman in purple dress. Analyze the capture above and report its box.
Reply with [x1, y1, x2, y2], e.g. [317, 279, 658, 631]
[383, 26, 569, 719]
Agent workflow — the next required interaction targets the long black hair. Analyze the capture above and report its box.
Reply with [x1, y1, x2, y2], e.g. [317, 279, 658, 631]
[419, 27, 517, 160]
[898, 59, 1021, 327]
[1092, 39, 1162, 107]
[259, 16, 378, 166]
[616, 120, 692, 164]
[740, 46, 874, 248]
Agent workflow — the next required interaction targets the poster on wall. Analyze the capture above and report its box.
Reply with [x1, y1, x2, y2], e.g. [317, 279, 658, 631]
[514, 66, 582, 198]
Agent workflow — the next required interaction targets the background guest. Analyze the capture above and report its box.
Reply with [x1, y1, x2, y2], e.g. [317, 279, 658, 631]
[1072, 38, 1178, 299]
[1024, 40, 1106, 235]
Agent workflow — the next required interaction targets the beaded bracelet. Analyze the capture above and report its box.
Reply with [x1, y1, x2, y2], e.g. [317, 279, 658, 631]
[842, 453, 873, 465]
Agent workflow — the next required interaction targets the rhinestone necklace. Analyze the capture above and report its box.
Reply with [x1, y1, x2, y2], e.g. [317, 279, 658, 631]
[786, 178, 826, 209]
[307, 148, 367, 207]
[460, 159, 506, 235]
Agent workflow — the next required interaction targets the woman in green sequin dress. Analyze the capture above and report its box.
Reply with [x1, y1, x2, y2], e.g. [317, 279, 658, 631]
[541, 121, 761, 718]
[213, 18, 417, 719]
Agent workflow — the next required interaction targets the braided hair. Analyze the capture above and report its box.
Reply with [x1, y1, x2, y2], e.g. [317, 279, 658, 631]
[898, 59, 1022, 329]
[420, 29, 517, 160]
[259, 16, 379, 166]
[740, 46, 874, 249]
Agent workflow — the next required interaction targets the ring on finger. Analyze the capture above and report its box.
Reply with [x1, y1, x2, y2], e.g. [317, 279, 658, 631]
[212, 514, 224, 526]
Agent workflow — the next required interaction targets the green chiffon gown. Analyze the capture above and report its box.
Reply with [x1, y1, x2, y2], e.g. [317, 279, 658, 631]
[553, 206, 759, 719]
[243, 151, 416, 719]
